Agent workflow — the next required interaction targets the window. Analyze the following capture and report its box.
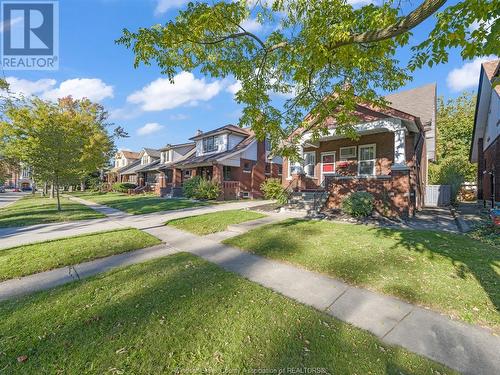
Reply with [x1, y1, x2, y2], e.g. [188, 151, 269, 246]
[358, 144, 376, 175]
[303, 152, 316, 177]
[223, 166, 232, 181]
[277, 164, 283, 176]
[320, 152, 335, 175]
[202, 136, 217, 153]
[141, 155, 149, 165]
[183, 170, 191, 178]
[265, 139, 272, 152]
[265, 163, 271, 175]
[243, 162, 251, 172]
[340, 146, 356, 160]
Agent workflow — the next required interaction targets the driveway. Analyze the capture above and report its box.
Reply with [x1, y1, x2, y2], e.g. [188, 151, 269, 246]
[0, 190, 26, 209]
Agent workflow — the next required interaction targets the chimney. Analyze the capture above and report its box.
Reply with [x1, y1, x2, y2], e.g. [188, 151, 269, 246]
[195, 129, 203, 136]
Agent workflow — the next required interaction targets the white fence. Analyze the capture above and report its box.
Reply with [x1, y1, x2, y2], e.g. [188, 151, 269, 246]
[425, 185, 451, 207]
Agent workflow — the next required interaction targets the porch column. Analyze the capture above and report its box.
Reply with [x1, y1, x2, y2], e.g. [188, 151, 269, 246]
[172, 168, 182, 188]
[393, 127, 408, 170]
[213, 164, 223, 184]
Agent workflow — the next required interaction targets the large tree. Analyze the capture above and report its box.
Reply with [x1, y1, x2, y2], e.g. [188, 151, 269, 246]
[118, 0, 498, 156]
[0, 97, 117, 210]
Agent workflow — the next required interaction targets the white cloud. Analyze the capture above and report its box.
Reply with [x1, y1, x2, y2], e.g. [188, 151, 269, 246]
[137, 122, 164, 136]
[127, 72, 223, 111]
[240, 18, 263, 33]
[446, 56, 497, 91]
[5, 77, 56, 96]
[42, 78, 114, 102]
[226, 80, 242, 95]
[5, 77, 113, 102]
[155, 0, 189, 15]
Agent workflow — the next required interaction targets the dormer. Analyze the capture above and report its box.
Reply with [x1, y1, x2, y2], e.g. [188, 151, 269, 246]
[159, 142, 195, 164]
[190, 125, 251, 157]
[139, 148, 161, 165]
[114, 150, 140, 169]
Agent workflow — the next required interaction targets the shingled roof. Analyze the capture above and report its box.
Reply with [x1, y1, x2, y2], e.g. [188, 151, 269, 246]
[482, 60, 500, 95]
[120, 150, 140, 159]
[189, 125, 251, 140]
[385, 83, 437, 160]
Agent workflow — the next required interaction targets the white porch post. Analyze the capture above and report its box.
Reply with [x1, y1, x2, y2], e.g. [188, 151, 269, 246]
[393, 127, 408, 170]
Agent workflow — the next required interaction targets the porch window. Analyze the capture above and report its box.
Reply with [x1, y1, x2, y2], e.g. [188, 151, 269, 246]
[184, 170, 191, 177]
[202, 136, 217, 153]
[303, 152, 316, 177]
[277, 164, 282, 176]
[340, 146, 356, 160]
[243, 162, 251, 172]
[321, 152, 336, 175]
[223, 166, 232, 181]
[265, 163, 271, 175]
[358, 144, 376, 176]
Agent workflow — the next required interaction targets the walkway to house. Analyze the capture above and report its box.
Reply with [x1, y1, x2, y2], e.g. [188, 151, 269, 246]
[0, 203, 498, 374]
[0, 199, 276, 250]
[405, 207, 460, 232]
[0, 191, 26, 209]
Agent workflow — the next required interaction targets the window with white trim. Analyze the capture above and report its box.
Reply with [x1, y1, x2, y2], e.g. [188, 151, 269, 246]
[358, 144, 376, 175]
[202, 136, 217, 153]
[303, 152, 316, 177]
[320, 152, 335, 175]
[340, 146, 356, 160]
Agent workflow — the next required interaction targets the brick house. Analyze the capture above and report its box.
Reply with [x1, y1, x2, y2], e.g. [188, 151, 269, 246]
[3, 163, 33, 189]
[282, 86, 434, 217]
[107, 150, 141, 185]
[118, 148, 162, 187]
[172, 125, 282, 199]
[470, 59, 500, 205]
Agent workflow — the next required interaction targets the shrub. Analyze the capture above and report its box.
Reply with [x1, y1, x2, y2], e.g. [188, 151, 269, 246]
[112, 182, 137, 193]
[193, 178, 221, 200]
[260, 178, 288, 205]
[429, 156, 470, 203]
[341, 192, 375, 218]
[183, 176, 202, 198]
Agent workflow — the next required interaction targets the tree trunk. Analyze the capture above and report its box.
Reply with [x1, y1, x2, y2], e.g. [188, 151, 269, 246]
[50, 182, 55, 199]
[43, 182, 48, 197]
[55, 177, 61, 211]
[80, 180, 86, 192]
[31, 182, 36, 195]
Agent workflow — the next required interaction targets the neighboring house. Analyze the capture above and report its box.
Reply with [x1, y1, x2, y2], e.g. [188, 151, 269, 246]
[156, 142, 196, 196]
[3, 163, 33, 189]
[470, 59, 500, 204]
[107, 150, 141, 184]
[282, 86, 433, 217]
[120, 148, 162, 187]
[173, 125, 282, 199]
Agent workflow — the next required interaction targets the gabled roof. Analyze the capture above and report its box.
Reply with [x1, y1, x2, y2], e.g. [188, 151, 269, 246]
[119, 159, 142, 175]
[384, 83, 437, 129]
[482, 59, 500, 95]
[158, 147, 196, 170]
[189, 125, 251, 140]
[175, 133, 256, 168]
[160, 142, 195, 152]
[142, 148, 161, 158]
[136, 159, 161, 172]
[119, 150, 141, 159]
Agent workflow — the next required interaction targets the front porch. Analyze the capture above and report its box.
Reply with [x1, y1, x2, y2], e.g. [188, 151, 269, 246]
[284, 119, 425, 217]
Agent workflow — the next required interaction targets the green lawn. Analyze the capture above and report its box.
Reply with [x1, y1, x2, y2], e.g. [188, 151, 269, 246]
[0, 253, 453, 374]
[0, 229, 161, 281]
[70, 191, 209, 215]
[167, 209, 266, 235]
[0, 195, 105, 228]
[224, 219, 500, 331]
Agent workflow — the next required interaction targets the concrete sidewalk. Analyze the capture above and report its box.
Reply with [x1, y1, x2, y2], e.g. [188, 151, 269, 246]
[0, 199, 277, 249]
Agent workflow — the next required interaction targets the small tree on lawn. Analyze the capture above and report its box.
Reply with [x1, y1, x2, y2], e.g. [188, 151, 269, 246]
[0, 96, 118, 211]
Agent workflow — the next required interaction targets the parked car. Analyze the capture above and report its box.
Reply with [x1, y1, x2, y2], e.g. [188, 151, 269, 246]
[0, 186, 5, 193]
[21, 186, 32, 191]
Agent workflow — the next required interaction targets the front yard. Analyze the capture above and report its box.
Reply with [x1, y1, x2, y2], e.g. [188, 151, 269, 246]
[167, 209, 266, 235]
[0, 195, 105, 228]
[0, 229, 161, 281]
[0, 253, 452, 374]
[70, 191, 209, 215]
[224, 219, 500, 331]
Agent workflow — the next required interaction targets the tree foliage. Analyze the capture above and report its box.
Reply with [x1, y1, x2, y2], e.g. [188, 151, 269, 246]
[0, 96, 117, 210]
[117, 0, 499, 156]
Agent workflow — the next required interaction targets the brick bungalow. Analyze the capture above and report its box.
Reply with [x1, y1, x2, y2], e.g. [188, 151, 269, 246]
[172, 125, 282, 199]
[106, 150, 141, 185]
[470, 59, 500, 205]
[282, 86, 435, 217]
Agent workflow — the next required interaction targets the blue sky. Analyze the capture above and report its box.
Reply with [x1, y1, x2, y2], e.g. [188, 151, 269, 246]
[3, 0, 492, 152]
